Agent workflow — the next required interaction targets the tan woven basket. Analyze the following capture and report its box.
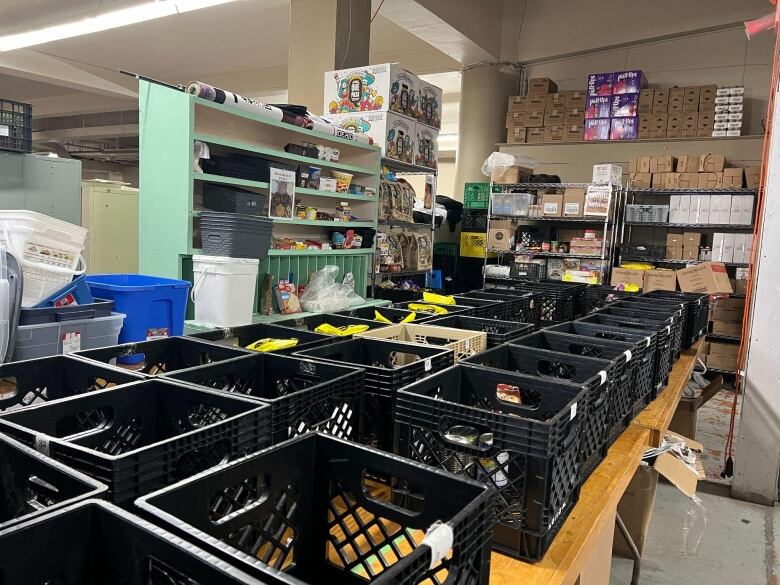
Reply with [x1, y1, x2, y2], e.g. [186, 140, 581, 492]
[356, 323, 487, 361]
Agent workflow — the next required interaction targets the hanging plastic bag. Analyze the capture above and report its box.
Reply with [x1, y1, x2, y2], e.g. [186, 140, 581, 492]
[481, 152, 537, 177]
[299, 265, 365, 313]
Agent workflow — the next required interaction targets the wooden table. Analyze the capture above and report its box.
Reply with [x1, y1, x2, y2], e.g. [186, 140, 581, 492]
[632, 339, 703, 446]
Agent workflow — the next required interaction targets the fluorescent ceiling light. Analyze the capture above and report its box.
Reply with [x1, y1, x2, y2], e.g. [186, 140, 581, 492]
[0, 0, 238, 51]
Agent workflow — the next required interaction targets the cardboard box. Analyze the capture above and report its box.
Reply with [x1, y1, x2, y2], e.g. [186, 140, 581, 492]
[709, 340, 739, 358]
[669, 195, 681, 223]
[417, 79, 444, 128]
[712, 232, 724, 261]
[666, 233, 684, 247]
[414, 124, 439, 170]
[745, 166, 761, 189]
[328, 111, 416, 164]
[683, 232, 702, 247]
[526, 128, 545, 143]
[638, 114, 653, 138]
[707, 353, 738, 371]
[651, 173, 666, 188]
[689, 194, 710, 223]
[506, 112, 526, 128]
[678, 195, 691, 223]
[629, 172, 652, 189]
[637, 156, 652, 173]
[527, 95, 546, 111]
[613, 70, 645, 94]
[543, 126, 564, 142]
[722, 168, 744, 188]
[667, 246, 683, 260]
[652, 88, 669, 112]
[639, 89, 654, 113]
[682, 246, 699, 260]
[588, 72, 613, 96]
[610, 117, 639, 140]
[666, 114, 681, 138]
[563, 188, 586, 217]
[324, 63, 418, 118]
[506, 127, 527, 144]
[650, 155, 676, 174]
[669, 87, 685, 113]
[699, 153, 726, 172]
[712, 319, 743, 336]
[541, 194, 563, 217]
[585, 96, 611, 119]
[592, 163, 623, 185]
[566, 90, 587, 108]
[507, 95, 528, 112]
[678, 173, 699, 189]
[490, 165, 532, 184]
[547, 258, 565, 280]
[544, 108, 565, 126]
[731, 233, 747, 264]
[670, 376, 723, 440]
[683, 87, 700, 112]
[488, 219, 516, 251]
[681, 113, 698, 137]
[613, 465, 658, 558]
[564, 108, 585, 125]
[699, 85, 717, 111]
[709, 194, 731, 224]
[529, 77, 557, 95]
[677, 262, 733, 294]
[698, 111, 715, 128]
[584, 118, 610, 141]
[525, 110, 545, 127]
[730, 195, 754, 225]
[699, 172, 722, 189]
[721, 232, 735, 262]
[676, 155, 701, 173]
[611, 268, 645, 288]
[564, 124, 584, 142]
[663, 172, 681, 189]
[644, 269, 677, 292]
[611, 94, 640, 117]
[545, 92, 567, 109]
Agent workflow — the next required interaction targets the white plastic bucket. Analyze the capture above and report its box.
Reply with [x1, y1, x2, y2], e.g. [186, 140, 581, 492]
[0, 210, 87, 306]
[192, 255, 259, 327]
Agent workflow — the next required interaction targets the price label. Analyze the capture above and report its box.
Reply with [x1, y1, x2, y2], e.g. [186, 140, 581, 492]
[424, 358, 432, 372]
[62, 332, 81, 353]
[34, 434, 50, 456]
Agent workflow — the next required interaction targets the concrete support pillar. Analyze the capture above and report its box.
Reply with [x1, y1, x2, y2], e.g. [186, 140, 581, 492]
[288, 0, 371, 115]
[453, 64, 519, 200]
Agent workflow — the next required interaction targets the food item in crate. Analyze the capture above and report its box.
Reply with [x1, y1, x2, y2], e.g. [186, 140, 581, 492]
[497, 383, 522, 404]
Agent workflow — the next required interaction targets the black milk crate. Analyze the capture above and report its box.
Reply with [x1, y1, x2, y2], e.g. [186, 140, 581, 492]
[75, 335, 250, 375]
[189, 322, 336, 354]
[582, 285, 640, 313]
[488, 281, 587, 324]
[579, 313, 671, 396]
[547, 321, 659, 430]
[462, 210, 488, 232]
[0, 500, 268, 585]
[273, 313, 389, 339]
[295, 338, 454, 451]
[621, 243, 666, 259]
[462, 343, 612, 484]
[0, 379, 271, 506]
[449, 295, 508, 320]
[460, 289, 542, 324]
[372, 287, 423, 302]
[0, 99, 32, 153]
[396, 365, 586, 561]
[0, 355, 144, 413]
[427, 315, 535, 348]
[203, 182, 268, 215]
[616, 296, 691, 350]
[596, 305, 682, 363]
[0, 433, 105, 531]
[510, 261, 546, 280]
[643, 291, 710, 347]
[137, 433, 495, 585]
[166, 352, 365, 446]
[335, 305, 437, 323]
[392, 301, 476, 316]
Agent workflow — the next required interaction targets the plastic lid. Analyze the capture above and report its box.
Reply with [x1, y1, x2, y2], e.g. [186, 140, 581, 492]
[86, 274, 191, 291]
[193, 255, 260, 265]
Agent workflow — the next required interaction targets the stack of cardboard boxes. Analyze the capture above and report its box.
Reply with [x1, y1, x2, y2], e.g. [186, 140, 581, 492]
[506, 78, 586, 144]
[712, 232, 754, 263]
[324, 63, 442, 170]
[704, 297, 745, 371]
[628, 153, 760, 193]
[636, 85, 717, 139]
[713, 87, 745, 137]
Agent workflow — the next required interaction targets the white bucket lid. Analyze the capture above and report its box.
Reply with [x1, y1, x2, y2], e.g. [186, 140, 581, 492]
[193, 255, 259, 266]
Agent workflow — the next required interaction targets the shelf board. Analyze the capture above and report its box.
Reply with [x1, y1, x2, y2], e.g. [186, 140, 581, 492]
[194, 97, 380, 152]
[707, 367, 737, 375]
[268, 248, 374, 256]
[497, 135, 764, 148]
[195, 132, 377, 175]
[381, 158, 437, 175]
[625, 222, 754, 229]
[492, 182, 592, 190]
[627, 188, 758, 195]
[489, 215, 611, 225]
[373, 269, 431, 278]
[621, 256, 749, 267]
[193, 173, 269, 190]
[706, 332, 741, 342]
[295, 186, 376, 201]
[378, 219, 433, 229]
[273, 218, 375, 228]
[500, 250, 606, 259]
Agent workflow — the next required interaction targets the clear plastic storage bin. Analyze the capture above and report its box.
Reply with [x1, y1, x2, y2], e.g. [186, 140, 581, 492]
[13, 312, 125, 361]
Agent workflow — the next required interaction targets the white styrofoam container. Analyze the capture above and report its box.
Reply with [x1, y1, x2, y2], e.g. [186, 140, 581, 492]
[192, 255, 259, 327]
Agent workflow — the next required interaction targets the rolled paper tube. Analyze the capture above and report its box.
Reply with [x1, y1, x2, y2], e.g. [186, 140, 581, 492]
[187, 81, 284, 122]
[308, 119, 373, 145]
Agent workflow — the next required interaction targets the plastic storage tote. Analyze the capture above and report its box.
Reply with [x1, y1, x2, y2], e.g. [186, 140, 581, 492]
[166, 352, 364, 445]
[137, 433, 495, 585]
[74, 335, 250, 375]
[19, 298, 114, 325]
[32, 274, 94, 307]
[0, 500, 270, 584]
[0, 378, 271, 505]
[356, 322, 487, 361]
[0, 354, 143, 413]
[12, 311, 125, 362]
[85, 274, 190, 363]
[191, 255, 259, 327]
[0, 433, 105, 531]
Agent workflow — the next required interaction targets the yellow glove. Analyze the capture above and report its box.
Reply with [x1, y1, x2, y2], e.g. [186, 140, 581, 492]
[400, 311, 416, 323]
[245, 338, 299, 352]
[408, 303, 448, 314]
[423, 292, 455, 305]
[625, 283, 641, 292]
[374, 310, 392, 323]
[314, 323, 370, 336]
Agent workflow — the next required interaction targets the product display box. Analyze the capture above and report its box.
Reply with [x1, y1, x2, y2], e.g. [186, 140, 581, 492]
[588, 72, 614, 96]
[563, 188, 586, 217]
[730, 195, 755, 225]
[677, 262, 732, 294]
[592, 163, 623, 185]
[613, 70, 645, 94]
[584, 118, 610, 141]
[564, 124, 584, 141]
[414, 124, 439, 170]
[644, 269, 677, 292]
[325, 63, 418, 118]
[328, 111, 415, 163]
[417, 78, 443, 128]
[639, 89, 654, 113]
[585, 96, 611, 119]
[541, 194, 563, 217]
[610, 117, 639, 140]
[611, 94, 640, 117]
[709, 194, 732, 224]
[689, 194, 711, 223]
[653, 88, 669, 112]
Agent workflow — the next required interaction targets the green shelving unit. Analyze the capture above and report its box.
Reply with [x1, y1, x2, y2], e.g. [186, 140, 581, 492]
[138, 80, 381, 321]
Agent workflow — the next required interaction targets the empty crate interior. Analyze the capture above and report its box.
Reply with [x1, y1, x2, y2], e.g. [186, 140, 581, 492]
[512, 331, 633, 361]
[275, 314, 386, 336]
[337, 306, 433, 324]
[548, 321, 652, 345]
[298, 338, 448, 371]
[191, 322, 333, 353]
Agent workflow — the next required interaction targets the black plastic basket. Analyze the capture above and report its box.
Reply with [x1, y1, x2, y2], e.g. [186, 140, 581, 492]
[166, 352, 364, 446]
[372, 287, 424, 302]
[617, 296, 692, 351]
[0, 500, 269, 584]
[203, 182, 268, 215]
[597, 304, 683, 362]
[0, 433, 106, 531]
[446, 295, 507, 319]
[295, 338, 454, 451]
[582, 285, 640, 314]
[0, 355, 144, 413]
[0, 379, 271, 505]
[484, 281, 586, 324]
[335, 305, 437, 324]
[427, 315, 535, 348]
[462, 210, 488, 232]
[391, 301, 476, 316]
[19, 298, 115, 325]
[396, 365, 587, 561]
[510, 262, 546, 280]
[460, 290, 542, 324]
[621, 243, 666, 259]
[462, 343, 612, 484]
[200, 211, 274, 259]
[75, 335, 250, 375]
[137, 433, 495, 585]
[273, 313, 389, 339]
[202, 154, 294, 183]
[0, 99, 32, 153]
[642, 291, 710, 347]
[189, 322, 336, 354]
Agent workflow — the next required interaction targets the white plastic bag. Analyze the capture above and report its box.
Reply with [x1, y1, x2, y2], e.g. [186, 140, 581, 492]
[481, 152, 537, 177]
[299, 265, 364, 313]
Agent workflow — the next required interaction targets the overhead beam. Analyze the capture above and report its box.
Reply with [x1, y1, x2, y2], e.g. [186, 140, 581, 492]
[33, 124, 139, 142]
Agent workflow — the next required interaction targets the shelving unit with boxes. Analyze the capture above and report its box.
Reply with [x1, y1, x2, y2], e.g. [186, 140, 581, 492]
[138, 80, 384, 322]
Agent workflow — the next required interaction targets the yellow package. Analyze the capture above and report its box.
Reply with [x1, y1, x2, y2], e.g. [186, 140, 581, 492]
[314, 323, 370, 336]
[423, 292, 455, 305]
[245, 338, 299, 352]
[408, 303, 448, 315]
[374, 310, 392, 323]
[401, 311, 416, 323]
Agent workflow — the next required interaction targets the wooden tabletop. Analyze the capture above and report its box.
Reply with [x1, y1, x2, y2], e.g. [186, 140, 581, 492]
[489, 425, 650, 585]
[631, 339, 703, 446]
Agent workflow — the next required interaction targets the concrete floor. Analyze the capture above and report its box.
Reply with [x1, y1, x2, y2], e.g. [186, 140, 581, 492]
[611, 483, 778, 585]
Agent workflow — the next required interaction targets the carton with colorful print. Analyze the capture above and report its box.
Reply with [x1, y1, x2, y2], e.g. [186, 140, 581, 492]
[324, 63, 417, 118]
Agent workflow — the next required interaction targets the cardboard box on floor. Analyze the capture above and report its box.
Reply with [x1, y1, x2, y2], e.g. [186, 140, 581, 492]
[677, 262, 732, 294]
[670, 376, 724, 440]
